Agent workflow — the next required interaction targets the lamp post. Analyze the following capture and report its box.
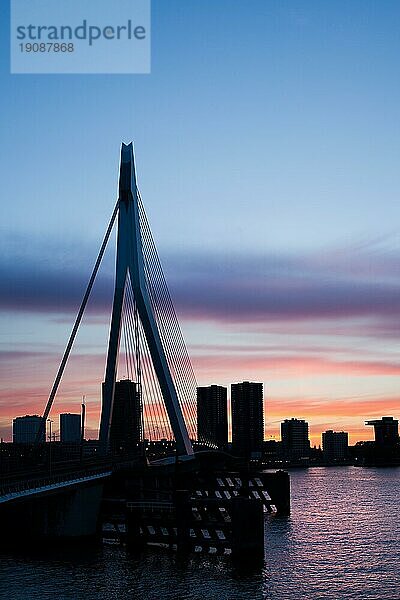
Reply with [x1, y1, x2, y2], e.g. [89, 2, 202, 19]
[47, 418, 53, 476]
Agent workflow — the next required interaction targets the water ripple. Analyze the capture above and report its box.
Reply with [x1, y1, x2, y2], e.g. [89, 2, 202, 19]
[0, 467, 399, 600]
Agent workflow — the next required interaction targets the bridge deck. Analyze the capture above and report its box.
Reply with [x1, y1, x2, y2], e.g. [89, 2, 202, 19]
[0, 467, 112, 504]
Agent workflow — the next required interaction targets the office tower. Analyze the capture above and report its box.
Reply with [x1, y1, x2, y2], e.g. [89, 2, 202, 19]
[12, 415, 44, 444]
[108, 379, 141, 455]
[322, 430, 349, 462]
[231, 381, 264, 457]
[197, 385, 228, 449]
[60, 413, 81, 443]
[365, 416, 399, 447]
[281, 418, 310, 460]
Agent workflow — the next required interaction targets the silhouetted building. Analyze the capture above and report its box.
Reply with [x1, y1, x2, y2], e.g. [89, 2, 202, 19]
[12, 415, 44, 444]
[108, 379, 141, 455]
[322, 430, 349, 463]
[365, 416, 399, 447]
[231, 381, 264, 457]
[197, 385, 228, 449]
[60, 413, 81, 443]
[262, 439, 281, 462]
[281, 418, 310, 460]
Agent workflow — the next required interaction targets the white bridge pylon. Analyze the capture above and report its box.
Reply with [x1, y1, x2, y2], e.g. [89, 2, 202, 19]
[99, 143, 194, 457]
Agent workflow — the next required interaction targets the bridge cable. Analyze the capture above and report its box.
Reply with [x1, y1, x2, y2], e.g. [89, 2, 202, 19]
[137, 195, 199, 439]
[125, 280, 171, 441]
[137, 193, 215, 445]
[36, 200, 120, 443]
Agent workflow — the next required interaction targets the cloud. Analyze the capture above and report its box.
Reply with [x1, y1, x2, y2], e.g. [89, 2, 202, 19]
[1, 231, 400, 337]
[166, 248, 400, 324]
[0, 229, 114, 314]
[191, 353, 400, 380]
[265, 394, 400, 420]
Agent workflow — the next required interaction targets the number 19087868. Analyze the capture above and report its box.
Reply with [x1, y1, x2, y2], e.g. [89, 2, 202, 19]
[19, 43, 74, 52]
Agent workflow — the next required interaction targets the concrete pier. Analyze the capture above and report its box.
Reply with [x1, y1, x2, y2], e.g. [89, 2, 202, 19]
[263, 470, 290, 515]
[231, 496, 264, 560]
[0, 481, 104, 543]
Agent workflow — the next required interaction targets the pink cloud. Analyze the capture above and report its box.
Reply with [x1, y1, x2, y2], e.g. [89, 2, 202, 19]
[191, 353, 400, 379]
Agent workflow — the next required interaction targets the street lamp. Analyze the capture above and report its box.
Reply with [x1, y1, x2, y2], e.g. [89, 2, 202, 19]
[47, 418, 53, 476]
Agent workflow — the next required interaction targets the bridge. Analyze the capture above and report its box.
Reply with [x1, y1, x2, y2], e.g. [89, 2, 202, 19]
[0, 467, 112, 505]
[0, 143, 289, 556]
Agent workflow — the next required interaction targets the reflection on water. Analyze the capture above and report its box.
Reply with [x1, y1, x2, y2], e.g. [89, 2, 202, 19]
[1, 467, 399, 600]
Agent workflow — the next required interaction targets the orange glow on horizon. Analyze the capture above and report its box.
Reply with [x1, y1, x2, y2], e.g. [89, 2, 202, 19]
[0, 347, 398, 444]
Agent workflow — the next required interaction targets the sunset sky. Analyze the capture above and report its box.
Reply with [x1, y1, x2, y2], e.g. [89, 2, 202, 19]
[1, 1, 400, 445]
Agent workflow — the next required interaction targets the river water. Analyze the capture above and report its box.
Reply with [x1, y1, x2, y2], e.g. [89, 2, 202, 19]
[1, 467, 399, 600]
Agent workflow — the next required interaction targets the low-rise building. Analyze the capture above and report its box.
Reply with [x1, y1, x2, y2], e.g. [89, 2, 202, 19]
[13, 415, 44, 444]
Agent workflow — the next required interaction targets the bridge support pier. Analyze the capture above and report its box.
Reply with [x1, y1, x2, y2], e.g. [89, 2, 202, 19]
[231, 496, 264, 561]
[175, 489, 192, 554]
[263, 470, 290, 515]
[0, 483, 104, 544]
[126, 507, 146, 552]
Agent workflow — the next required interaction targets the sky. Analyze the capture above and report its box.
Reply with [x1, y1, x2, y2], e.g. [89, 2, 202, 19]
[0, 0, 399, 445]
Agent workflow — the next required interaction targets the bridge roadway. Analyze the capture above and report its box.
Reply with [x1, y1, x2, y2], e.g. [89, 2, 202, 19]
[0, 458, 116, 541]
[0, 464, 112, 505]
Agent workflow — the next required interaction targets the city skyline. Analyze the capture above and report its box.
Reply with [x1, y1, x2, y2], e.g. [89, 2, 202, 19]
[1, 1, 400, 445]
[8, 385, 396, 449]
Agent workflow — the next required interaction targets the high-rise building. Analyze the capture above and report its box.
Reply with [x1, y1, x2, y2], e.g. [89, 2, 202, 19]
[13, 415, 44, 444]
[281, 418, 310, 460]
[197, 385, 228, 449]
[108, 379, 141, 455]
[60, 413, 81, 443]
[365, 416, 399, 447]
[322, 430, 349, 462]
[231, 381, 264, 457]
